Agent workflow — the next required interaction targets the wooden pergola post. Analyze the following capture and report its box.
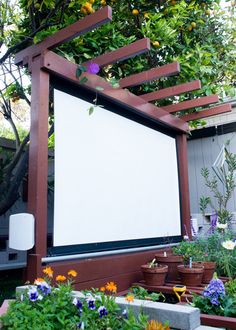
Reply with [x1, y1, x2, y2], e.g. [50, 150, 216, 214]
[26, 57, 49, 280]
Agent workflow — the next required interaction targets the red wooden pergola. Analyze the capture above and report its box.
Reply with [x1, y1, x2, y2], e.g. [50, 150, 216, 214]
[15, 6, 232, 287]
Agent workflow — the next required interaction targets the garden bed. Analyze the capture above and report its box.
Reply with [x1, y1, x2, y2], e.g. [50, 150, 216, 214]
[133, 279, 236, 329]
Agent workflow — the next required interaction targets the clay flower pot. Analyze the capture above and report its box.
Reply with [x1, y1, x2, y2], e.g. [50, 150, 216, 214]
[155, 253, 183, 282]
[193, 261, 216, 284]
[177, 264, 204, 287]
[141, 264, 168, 286]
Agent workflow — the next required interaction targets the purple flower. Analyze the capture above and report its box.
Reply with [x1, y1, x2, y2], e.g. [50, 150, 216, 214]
[73, 297, 83, 313]
[28, 287, 41, 302]
[37, 282, 51, 295]
[211, 297, 220, 305]
[208, 211, 217, 233]
[98, 305, 108, 318]
[87, 62, 100, 74]
[203, 278, 225, 305]
[87, 297, 96, 310]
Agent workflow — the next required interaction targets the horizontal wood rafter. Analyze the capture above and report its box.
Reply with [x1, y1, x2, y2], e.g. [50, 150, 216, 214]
[162, 94, 219, 113]
[15, 6, 112, 65]
[140, 80, 201, 102]
[119, 61, 180, 88]
[83, 38, 150, 68]
[181, 103, 232, 122]
[41, 51, 188, 132]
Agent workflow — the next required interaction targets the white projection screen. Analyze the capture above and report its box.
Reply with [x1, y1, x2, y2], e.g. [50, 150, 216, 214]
[53, 88, 182, 251]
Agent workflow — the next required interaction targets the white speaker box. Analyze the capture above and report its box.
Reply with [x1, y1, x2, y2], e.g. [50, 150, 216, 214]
[9, 213, 35, 250]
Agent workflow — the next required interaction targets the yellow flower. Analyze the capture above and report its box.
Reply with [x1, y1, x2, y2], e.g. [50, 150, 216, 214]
[100, 286, 106, 292]
[125, 295, 134, 303]
[222, 240, 236, 250]
[56, 275, 67, 282]
[68, 270, 78, 277]
[43, 267, 53, 278]
[105, 281, 117, 293]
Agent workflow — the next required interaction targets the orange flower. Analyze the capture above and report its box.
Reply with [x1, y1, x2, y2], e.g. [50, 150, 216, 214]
[146, 320, 170, 330]
[100, 286, 106, 292]
[34, 278, 44, 283]
[125, 295, 134, 303]
[43, 267, 53, 278]
[105, 281, 117, 293]
[68, 270, 78, 277]
[56, 275, 67, 282]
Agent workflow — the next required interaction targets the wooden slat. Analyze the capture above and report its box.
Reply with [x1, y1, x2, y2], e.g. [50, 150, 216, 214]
[200, 314, 236, 329]
[41, 51, 188, 132]
[15, 6, 112, 65]
[162, 95, 219, 113]
[140, 80, 201, 102]
[119, 62, 180, 88]
[83, 38, 150, 68]
[181, 103, 232, 122]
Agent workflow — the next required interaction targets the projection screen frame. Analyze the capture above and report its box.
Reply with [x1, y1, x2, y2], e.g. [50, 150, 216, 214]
[47, 76, 184, 257]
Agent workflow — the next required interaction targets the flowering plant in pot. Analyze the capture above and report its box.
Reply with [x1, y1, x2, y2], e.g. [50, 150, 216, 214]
[141, 258, 168, 286]
[0, 267, 156, 330]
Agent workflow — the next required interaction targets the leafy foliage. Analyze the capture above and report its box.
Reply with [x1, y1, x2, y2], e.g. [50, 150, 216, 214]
[199, 145, 236, 224]
[0, 269, 150, 330]
[192, 276, 236, 317]
[129, 286, 166, 302]
[174, 230, 236, 277]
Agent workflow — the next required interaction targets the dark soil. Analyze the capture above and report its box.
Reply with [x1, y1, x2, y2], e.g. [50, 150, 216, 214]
[0, 269, 24, 305]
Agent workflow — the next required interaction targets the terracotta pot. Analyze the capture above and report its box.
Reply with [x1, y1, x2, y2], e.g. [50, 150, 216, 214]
[155, 253, 183, 282]
[193, 261, 216, 284]
[141, 264, 168, 286]
[177, 264, 204, 286]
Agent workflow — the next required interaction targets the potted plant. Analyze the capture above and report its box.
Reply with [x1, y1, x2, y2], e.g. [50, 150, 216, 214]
[141, 258, 168, 286]
[172, 241, 204, 286]
[155, 251, 183, 282]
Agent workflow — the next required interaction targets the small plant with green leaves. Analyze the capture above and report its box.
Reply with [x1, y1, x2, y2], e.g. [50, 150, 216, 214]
[172, 240, 204, 265]
[129, 286, 165, 302]
[200, 144, 236, 225]
[225, 278, 236, 297]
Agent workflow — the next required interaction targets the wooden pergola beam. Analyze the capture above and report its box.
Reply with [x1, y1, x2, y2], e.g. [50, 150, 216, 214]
[83, 38, 150, 68]
[181, 103, 232, 122]
[140, 80, 201, 102]
[41, 51, 188, 132]
[119, 62, 180, 88]
[162, 95, 219, 113]
[15, 6, 112, 65]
